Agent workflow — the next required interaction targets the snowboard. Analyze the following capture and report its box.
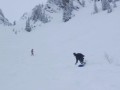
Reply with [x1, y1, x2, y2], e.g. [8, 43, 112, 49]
[78, 62, 86, 67]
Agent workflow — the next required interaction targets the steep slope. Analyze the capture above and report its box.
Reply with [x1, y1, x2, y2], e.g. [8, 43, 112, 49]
[0, 1, 120, 90]
[13, 0, 119, 32]
[12, 0, 83, 32]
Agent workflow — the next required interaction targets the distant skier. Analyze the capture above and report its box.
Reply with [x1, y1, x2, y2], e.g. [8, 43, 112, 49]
[31, 49, 34, 56]
[73, 53, 85, 65]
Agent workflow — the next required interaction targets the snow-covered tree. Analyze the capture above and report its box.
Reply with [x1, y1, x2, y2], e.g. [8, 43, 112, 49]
[46, 0, 74, 22]
[112, 0, 117, 8]
[62, 0, 74, 22]
[47, 0, 63, 8]
[101, 0, 112, 13]
[25, 18, 31, 32]
[77, 0, 85, 7]
[0, 9, 11, 25]
[0, 9, 4, 18]
[31, 4, 49, 23]
[93, 0, 98, 14]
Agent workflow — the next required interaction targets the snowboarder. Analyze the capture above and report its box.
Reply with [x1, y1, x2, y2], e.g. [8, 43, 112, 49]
[73, 53, 85, 65]
[31, 49, 34, 56]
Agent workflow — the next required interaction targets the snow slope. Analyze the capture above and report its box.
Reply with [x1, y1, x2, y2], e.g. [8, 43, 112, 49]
[0, 1, 120, 90]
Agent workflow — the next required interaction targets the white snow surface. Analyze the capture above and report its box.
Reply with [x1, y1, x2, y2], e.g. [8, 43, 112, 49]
[1, 1, 120, 90]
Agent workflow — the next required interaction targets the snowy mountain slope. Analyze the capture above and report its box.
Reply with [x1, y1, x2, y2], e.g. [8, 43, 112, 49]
[11, 0, 85, 32]
[12, 0, 119, 32]
[1, 1, 120, 90]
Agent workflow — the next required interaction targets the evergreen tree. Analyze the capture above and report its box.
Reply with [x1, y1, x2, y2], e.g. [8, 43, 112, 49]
[31, 4, 49, 23]
[62, 0, 73, 22]
[0, 9, 4, 18]
[101, 0, 112, 13]
[0, 9, 11, 25]
[77, 0, 85, 7]
[47, 0, 63, 7]
[47, 0, 74, 22]
[93, 0, 98, 14]
[112, 0, 117, 8]
[25, 18, 32, 32]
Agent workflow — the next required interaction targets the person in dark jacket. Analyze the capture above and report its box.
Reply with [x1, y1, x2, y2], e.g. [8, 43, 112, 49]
[73, 53, 85, 65]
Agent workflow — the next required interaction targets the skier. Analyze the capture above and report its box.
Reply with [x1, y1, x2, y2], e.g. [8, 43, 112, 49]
[31, 49, 34, 56]
[73, 53, 85, 65]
